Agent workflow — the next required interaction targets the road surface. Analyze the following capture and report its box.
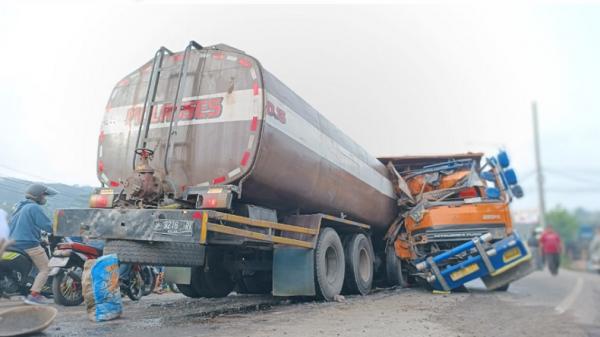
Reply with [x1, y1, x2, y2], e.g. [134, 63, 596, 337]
[1, 268, 599, 337]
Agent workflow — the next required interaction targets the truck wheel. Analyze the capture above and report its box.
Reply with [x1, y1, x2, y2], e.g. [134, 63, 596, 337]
[314, 227, 345, 301]
[195, 267, 234, 298]
[177, 284, 201, 298]
[385, 246, 407, 287]
[190, 250, 234, 298]
[343, 233, 374, 295]
[494, 283, 510, 292]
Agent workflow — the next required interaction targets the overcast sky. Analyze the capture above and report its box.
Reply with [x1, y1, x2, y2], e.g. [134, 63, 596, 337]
[0, 1, 599, 212]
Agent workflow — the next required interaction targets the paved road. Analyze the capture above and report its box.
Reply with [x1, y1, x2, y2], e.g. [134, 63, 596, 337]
[1, 268, 599, 337]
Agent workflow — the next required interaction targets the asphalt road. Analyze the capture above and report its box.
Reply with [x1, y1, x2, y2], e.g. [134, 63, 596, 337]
[1, 268, 599, 337]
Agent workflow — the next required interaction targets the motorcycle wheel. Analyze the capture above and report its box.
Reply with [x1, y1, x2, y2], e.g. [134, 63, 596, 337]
[126, 269, 144, 301]
[141, 267, 156, 296]
[52, 269, 84, 306]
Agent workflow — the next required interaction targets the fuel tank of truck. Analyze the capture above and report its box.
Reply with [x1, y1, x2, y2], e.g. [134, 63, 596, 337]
[98, 44, 397, 232]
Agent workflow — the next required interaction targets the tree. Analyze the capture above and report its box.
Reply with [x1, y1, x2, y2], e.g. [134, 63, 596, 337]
[545, 206, 579, 244]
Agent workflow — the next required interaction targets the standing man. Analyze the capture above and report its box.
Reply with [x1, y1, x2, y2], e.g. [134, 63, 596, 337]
[539, 224, 562, 276]
[8, 184, 58, 305]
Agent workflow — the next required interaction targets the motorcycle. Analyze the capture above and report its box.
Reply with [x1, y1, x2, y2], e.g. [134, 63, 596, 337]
[49, 239, 147, 305]
[118, 263, 145, 301]
[0, 231, 55, 299]
[48, 238, 102, 306]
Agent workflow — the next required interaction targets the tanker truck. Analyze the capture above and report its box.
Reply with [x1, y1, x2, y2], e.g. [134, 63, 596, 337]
[53, 41, 530, 300]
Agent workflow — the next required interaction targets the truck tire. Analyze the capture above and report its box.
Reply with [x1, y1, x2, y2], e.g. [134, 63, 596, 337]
[176, 284, 200, 298]
[191, 251, 234, 298]
[385, 246, 407, 287]
[314, 227, 345, 301]
[197, 269, 233, 298]
[105, 240, 204, 267]
[176, 268, 203, 298]
[343, 233, 374, 295]
[494, 283, 510, 292]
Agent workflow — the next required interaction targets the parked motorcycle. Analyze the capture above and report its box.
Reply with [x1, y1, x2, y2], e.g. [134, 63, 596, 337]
[50, 239, 148, 305]
[48, 239, 103, 306]
[119, 263, 145, 301]
[0, 231, 55, 299]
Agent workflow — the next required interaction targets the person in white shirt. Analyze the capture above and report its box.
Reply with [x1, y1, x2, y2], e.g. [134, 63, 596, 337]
[0, 209, 9, 240]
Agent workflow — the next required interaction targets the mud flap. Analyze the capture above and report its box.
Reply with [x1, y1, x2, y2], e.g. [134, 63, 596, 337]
[272, 246, 315, 296]
[481, 257, 534, 290]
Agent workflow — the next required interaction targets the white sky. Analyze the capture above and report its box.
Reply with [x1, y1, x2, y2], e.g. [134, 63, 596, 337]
[0, 1, 599, 212]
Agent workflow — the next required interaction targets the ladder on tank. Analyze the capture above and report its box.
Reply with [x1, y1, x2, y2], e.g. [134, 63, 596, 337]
[133, 41, 204, 175]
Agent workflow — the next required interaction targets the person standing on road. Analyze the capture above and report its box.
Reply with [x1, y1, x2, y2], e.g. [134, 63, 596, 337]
[539, 225, 562, 276]
[8, 184, 58, 305]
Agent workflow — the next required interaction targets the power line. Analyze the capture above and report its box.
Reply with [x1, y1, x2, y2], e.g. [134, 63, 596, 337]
[545, 169, 600, 186]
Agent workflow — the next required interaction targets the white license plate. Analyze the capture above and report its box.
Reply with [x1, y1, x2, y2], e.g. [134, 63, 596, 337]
[48, 257, 69, 268]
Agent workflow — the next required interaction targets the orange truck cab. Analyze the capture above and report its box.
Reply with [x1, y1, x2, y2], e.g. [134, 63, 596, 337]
[379, 152, 525, 282]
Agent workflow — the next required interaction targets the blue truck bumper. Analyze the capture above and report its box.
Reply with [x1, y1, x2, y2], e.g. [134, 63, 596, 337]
[418, 232, 533, 291]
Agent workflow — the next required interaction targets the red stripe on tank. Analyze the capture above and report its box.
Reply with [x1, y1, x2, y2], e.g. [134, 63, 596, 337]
[98, 161, 104, 173]
[212, 52, 225, 60]
[212, 176, 226, 184]
[240, 151, 251, 166]
[253, 82, 259, 95]
[250, 116, 258, 131]
[109, 181, 120, 187]
[239, 58, 252, 68]
[99, 131, 105, 144]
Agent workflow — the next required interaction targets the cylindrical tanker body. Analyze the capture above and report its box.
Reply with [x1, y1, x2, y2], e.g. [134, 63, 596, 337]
[98, 45, 397, 232]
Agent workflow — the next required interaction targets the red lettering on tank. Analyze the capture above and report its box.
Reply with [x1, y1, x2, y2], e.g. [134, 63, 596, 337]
[266, 101, 286, 125]
[124, 98, 223, 126]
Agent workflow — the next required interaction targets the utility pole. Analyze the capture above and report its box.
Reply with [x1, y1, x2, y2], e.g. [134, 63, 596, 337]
[532, 101, 546, 229]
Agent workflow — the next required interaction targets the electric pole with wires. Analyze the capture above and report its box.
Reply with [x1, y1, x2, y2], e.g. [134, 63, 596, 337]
[532, 101, 547, 229]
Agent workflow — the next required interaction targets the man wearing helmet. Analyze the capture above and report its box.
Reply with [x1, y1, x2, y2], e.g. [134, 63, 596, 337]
[8, 184, 58, 305]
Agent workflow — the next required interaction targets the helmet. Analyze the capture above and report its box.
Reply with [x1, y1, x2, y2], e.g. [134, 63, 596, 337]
[25, 184, 58, 202]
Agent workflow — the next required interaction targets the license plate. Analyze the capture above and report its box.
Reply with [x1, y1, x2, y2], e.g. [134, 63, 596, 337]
[450, 263, 480, 281]
[153, 219, 194, 236]
[502, 247, 522, 263]
[48, 257, 69, 268]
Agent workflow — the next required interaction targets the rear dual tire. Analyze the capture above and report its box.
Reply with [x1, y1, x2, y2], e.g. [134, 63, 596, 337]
[343, 233, 374, 295]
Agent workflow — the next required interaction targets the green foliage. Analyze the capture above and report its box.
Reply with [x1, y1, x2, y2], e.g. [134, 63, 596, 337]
[545, 206, 580, 244]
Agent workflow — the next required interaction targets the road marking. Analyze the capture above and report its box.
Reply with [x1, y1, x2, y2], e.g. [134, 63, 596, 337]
[555, 276, 584, 314]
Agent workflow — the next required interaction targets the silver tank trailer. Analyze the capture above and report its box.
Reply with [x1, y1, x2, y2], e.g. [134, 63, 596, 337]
[98, 44, 397, 232]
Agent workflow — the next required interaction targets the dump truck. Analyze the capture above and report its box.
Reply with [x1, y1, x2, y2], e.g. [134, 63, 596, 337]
[54, 41, 531, 300]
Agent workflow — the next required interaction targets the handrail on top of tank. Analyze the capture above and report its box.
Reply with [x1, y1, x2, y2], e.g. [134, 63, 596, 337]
[163, 40, 203, 176]
[132, 46, 174, 172]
